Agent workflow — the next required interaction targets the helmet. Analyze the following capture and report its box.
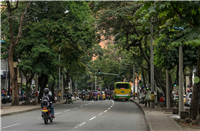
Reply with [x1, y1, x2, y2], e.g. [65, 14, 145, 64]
[43, 88, 49, 95]
[146, 88, 149, 90]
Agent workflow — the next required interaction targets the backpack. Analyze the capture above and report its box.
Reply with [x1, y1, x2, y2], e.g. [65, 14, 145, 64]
[41, 95, 50, 107]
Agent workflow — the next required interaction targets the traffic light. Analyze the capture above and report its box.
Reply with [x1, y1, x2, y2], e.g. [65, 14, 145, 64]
[174, 82, 177, 87]
[98, 69, 101, 74]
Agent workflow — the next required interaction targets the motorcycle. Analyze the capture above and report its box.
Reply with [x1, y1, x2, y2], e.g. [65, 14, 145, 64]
[41, 102, 54, 124]
[1, 95, 7, 104]
[108, 94, 111, 100]
[82, 94, 85, 101]
[66, 97, 71, 104]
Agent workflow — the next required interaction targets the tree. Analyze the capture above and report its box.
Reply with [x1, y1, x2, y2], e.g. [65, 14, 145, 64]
[136, 1, 200, 120]
[3, 1, 31, 106]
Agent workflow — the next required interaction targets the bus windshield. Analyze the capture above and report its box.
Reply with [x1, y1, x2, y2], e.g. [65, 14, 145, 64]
[116, 84, 129, 89]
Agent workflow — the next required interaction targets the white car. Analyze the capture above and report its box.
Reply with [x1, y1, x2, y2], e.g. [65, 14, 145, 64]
[185, 92, 192, 107]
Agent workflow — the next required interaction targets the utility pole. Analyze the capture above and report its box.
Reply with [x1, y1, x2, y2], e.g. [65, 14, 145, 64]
[179, 45, 184, 114]
[166, 70, 170, 110]
[150, 17, 155, 108]
[133, 64, 135, 100]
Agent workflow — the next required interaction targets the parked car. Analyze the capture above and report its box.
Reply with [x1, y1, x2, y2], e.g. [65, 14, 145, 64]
[185, 92, 192, 107]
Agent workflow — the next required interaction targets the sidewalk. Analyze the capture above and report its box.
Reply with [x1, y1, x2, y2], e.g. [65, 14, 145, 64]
[1, 97, 79, 117]
[130, 98, 196, 131]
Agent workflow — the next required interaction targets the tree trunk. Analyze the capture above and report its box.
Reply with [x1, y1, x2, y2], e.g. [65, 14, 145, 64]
[38, 74, 48, 103]
[189, 70, 193, 87]
[8, 45, 19, 106]
[190, 45, 200, 120]
[142, 68, 146, 87]
[25, 83, 30, 104]
[25, 73, 34, 104]
[184, 73, 186, 95]
[51, 75, 56, 99]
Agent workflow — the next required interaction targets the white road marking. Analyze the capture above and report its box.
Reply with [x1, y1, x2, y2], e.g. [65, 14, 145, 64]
[79, 122, 86, 126]
[55, 112, 61, 115]
[73, 107, 78, 109]
[111, 106, 113, 107]
[98, 113, 103, 116]
[104, 110, 107, 113]
[108, 108, 110, 110]
[64, 109, 71, 112]
[2, 123, 21, 129]
[36, 117, 42, 120]
[89, 116, 96, 120]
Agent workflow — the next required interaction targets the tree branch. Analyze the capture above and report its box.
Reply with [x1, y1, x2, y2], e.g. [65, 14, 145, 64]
[11, 1, 19, 11]
[14, 1, 31, 47]
[170, 1, 195, 27]
[133, 53, 150, 72]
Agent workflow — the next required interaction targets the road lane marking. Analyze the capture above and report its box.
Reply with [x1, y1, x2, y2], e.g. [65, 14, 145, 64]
[36, 117, 42, 120]
[108, 108, 110, 110]
[104, 110, 107, 113]
[89, 116, 96, 120]
[79, 122, 86, 126]
[2, 123, 20, 129]
[55, 112, 61, 115]
[73, 107, 78, 109]
[64, 109, 71, 112]
[98, 113, 103, 116]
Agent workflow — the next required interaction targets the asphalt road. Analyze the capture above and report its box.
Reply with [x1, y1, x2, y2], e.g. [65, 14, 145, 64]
[1, 99, 148, 131]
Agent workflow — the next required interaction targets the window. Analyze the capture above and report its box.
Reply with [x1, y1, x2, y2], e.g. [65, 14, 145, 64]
[116, 84, 129, 89]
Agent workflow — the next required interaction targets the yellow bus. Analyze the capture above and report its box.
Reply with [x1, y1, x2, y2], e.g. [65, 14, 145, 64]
[113, 82, 131, 101]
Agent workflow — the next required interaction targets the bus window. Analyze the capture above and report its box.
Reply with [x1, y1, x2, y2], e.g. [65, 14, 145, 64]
[116, 84, 129, 89]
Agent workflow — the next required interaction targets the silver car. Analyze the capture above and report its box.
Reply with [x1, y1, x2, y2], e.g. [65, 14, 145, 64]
[185, 92, 192, 107]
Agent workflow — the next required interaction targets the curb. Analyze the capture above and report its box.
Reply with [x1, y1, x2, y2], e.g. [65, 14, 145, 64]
[1, 98, 80, 117]
[130, 99, 153, 131]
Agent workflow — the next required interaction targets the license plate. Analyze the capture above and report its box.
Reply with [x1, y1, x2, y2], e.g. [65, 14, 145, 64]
[42, 110, 48, 112]
[121, 91, 124, 93]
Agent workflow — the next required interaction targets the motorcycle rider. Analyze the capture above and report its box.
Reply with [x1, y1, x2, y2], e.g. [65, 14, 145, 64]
[66, 92, 73, 104]
[81, 90, 86, 100]
[41, 88, 55, 118]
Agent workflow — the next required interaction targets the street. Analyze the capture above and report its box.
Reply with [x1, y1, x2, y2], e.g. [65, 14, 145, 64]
[1, 99, 148, 131]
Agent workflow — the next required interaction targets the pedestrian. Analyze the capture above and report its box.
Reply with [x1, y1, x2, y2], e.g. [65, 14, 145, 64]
[1, 88, 6, 96]
[144, 88, 151, 107]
